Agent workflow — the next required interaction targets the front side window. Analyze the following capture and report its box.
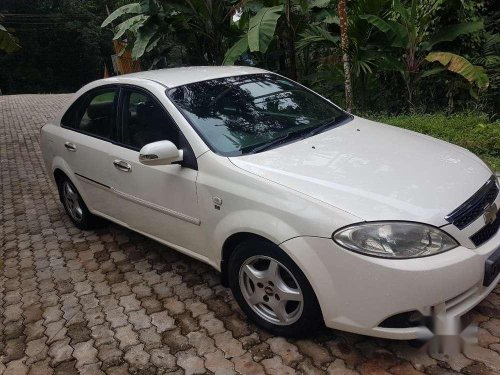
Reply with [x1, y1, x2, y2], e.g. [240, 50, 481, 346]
[74, 90, 117, 139]
[120, 90, 179, 149]
[168, 74, 349, 156]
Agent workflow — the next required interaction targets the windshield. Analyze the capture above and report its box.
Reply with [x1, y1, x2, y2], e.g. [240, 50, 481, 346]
[167, 74, 350, 156]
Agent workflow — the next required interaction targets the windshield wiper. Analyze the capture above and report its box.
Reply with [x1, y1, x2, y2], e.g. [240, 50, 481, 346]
[248, 115, 348, 154]
[305, 116, 340, 137]
[249, 127, 314, 154]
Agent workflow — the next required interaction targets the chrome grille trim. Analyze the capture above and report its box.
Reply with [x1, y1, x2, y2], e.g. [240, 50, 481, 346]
[445, 176, 499, 230]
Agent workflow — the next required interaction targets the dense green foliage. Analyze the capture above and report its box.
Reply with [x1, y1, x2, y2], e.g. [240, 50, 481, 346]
[100, 0, 499, 114]
[369, 113, 500, 170]
[1, 0, 498, 117]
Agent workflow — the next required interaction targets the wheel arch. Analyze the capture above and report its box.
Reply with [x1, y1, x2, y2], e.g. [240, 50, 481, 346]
[53, 168, 69, 202]
[220, 232, 276, 287]
[50, 157, 91, 207]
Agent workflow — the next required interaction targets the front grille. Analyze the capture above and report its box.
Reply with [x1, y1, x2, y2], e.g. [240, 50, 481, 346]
[470, 211, 500, 246]
[446, 176, 499, 229]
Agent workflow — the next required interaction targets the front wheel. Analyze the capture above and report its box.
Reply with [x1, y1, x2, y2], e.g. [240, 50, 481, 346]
[228, 239, 323, 337]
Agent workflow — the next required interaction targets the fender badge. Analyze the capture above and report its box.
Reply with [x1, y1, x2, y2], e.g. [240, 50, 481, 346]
[213, 196, 222, 210]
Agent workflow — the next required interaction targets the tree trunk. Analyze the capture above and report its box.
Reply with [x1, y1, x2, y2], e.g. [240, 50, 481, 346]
[338, 0, 353, 112]
[285, 0, 297, 80]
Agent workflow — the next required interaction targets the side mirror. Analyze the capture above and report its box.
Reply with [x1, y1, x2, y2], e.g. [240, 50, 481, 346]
[139, 141, 183, 166]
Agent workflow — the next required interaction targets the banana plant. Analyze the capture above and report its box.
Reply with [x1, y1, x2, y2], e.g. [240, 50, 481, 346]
[360, 0, 487, 105]
[224, 0, 346, 79]
[102, 0, 237, 65]
[101, 0, 170, 61]
[0, 17, 20, 53]
[223, 4, 284, 65]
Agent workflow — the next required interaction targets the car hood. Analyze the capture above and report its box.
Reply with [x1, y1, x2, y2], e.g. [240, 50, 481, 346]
[229, 116, 492, 226]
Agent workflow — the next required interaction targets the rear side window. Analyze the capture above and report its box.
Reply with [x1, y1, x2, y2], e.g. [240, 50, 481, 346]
[61, 89, 118, 140]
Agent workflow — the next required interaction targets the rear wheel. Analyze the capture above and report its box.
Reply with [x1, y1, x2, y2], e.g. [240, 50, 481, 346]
[59, 177, 103, 230]
[228, 238, 323, 337]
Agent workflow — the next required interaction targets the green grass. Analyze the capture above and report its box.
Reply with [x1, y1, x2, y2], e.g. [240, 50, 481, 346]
[366, 113, 500, 172]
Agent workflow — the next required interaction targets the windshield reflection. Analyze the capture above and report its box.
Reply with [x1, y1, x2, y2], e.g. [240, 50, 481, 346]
[168, 74, 349, 156]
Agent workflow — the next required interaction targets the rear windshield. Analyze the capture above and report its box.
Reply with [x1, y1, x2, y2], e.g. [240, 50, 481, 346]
[167, 74, 349, 156]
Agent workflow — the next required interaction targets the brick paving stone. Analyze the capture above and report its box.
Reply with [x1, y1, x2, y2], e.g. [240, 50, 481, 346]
[67, 322, 92, 344]
[161, 328, 191, 354]
[27, 359, 54, 375]
[176, 348, 206, 375]
[1, 93, 499, 375]
[78, 362, 105, 375]
[24, 320, 45, 342]
[72, 340, 98, 368]
[53, 360, 78, 375]
[232, 352, 266, 375]
[123, 343, 150, 369]
[128, 308, 152, 330]
[150, 347, 177, 370]
[99, 343, 123, 370]
[141, 296, 163, 314]
[188, 330, 217, 356]
[48, 338, 73, 366]
[106, 307, 128, 329]
[463, 344, 500, 372]
[25, 337, 48, 365]
[213, 331, 245, 359]
[327, 359, 360, 375]
[115, 324, 140, 350]
[261, 355, 296, 374]
[107, 363, 130, 375]
[138, 326, 162, 350]
[151, 310, 176, 333]
[91, 323, 116, 347]
[4, 358, 29, 375]
[298, 358, 326, 374]
[119, 294, 141, 313]
[44, 320, 67, 345]
[204, 349, 236, 375]
[5, 336, 26, 363]
[267, 337, 303, 365]
[85, 306, 106, 328]
[199, 312, 225, 335]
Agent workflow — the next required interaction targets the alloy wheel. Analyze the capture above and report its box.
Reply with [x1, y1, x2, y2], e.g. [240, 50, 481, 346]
[239, 255, 304, 325]
[62, 181, 83, 222]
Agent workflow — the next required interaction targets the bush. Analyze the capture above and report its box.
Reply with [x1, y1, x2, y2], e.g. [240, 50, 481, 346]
[367, 113, 500, 172]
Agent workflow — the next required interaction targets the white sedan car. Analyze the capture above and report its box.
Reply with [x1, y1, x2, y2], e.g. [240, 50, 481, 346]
[41, 66, 500, 339]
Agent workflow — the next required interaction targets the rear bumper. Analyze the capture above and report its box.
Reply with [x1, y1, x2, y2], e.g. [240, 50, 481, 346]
[280, 229, 500, 340]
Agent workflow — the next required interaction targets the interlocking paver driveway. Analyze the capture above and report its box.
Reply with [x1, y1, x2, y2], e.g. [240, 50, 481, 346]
[1, 94, 499, 375]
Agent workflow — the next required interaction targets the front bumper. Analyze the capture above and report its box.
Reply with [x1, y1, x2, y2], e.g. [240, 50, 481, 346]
[280, 228, 500, 340]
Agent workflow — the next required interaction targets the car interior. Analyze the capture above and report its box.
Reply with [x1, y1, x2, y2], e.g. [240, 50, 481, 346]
[122, 92, 179, 149]
[77, 91, 116, 139]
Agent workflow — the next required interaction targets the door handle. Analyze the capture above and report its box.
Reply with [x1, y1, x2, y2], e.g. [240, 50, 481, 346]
[64, 142, 77, 152]
[113, 160, 132, 172]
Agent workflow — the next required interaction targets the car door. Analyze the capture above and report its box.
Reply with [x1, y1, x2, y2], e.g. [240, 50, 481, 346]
[55, 87, 119, 216]
[106, 86, 206, 255]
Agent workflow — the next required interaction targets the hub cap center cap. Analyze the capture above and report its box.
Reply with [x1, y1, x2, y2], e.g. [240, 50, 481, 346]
[264, 286, 274, 295]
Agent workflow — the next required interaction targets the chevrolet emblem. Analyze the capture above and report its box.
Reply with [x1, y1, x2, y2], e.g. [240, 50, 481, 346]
[484, 203, 498, 225]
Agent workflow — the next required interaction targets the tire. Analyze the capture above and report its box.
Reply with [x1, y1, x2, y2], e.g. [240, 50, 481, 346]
[228, 238, 323, 337]
[58, 177, 103, 230]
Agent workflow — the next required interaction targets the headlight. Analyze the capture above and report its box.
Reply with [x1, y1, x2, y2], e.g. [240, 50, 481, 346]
[333, 222, 458, 258]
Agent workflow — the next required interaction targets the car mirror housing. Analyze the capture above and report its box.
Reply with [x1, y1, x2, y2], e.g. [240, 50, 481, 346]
[139, 140, 183, 166]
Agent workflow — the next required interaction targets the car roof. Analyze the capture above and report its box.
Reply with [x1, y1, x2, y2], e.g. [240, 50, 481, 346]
[102, 66, 268, 88]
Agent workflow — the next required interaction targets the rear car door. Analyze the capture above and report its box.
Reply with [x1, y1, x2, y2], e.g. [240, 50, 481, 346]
[55, 87, 119, 216]
[106, 86, 206, 255]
